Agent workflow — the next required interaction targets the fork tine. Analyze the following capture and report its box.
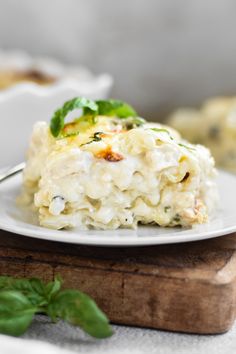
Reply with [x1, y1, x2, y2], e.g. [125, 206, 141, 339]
[0, 162, 25, 183]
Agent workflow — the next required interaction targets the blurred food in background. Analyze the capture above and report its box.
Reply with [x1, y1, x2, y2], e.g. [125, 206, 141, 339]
[1, 1, 236, 118]
[0, 68, 55, 89]
[168, 97, 236, 173]
[0, 50, 113, 94]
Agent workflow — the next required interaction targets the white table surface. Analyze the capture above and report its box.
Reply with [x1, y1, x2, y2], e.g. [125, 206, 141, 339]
[2, 315, 232, 354]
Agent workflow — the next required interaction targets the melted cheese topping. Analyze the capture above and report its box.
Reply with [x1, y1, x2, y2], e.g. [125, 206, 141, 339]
[21, 116, 218, 230]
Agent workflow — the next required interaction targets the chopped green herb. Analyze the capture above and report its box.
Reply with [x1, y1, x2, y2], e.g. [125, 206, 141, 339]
[92, 132, 103, 141]
[150, 128, 174, 140]
[122, 116, 146, 129]
[180, 172, 190, 182]
[62, 130, 80, 138]
[178, 143, 195, 151]
[173, 214, 181, 223]
[81, 132, 103, 146]
[164, 206, 171, 213]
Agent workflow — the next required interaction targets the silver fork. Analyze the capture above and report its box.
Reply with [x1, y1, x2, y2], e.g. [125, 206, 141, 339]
[0, 162, 25, 183]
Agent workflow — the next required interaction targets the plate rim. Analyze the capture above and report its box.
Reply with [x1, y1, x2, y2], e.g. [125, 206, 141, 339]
[1, 219, 236, 247]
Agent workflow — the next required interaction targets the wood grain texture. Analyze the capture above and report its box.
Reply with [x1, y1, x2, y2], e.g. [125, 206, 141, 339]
[0, 229, 236, 334]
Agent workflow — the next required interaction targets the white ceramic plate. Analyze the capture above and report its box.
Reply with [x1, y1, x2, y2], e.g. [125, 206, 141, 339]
[0, 170, 235, 246]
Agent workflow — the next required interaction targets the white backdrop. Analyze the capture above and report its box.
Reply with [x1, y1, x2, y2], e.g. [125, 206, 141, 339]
[1, 0, 236, 118]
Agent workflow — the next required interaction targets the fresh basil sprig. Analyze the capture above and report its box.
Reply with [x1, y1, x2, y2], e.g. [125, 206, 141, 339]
[50, 97, 98, 138]
[0, 275, 112, 339]
[95, 99, 137, 118]
[50, 97, 140, 137]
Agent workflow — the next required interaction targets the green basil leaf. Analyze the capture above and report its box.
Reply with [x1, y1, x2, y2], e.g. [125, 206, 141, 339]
[47, 289, 113, 339]
[27, 278, 49, 306]
[0, 276, 11, 288]
[50, 97, 98, 137]
[0, 291, 36, 336]
[0, 276, 47, 307]
[28, 278, 45, 295]
[0, 276, 36, 296]
[0, 276, 44, 293]
[45, 275, 62, 301]
[96, 99, 137, 118]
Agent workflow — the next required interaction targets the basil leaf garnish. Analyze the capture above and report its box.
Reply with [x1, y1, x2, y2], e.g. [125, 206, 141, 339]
[50, 97, 140, 138]
[50, 97, 98, 137]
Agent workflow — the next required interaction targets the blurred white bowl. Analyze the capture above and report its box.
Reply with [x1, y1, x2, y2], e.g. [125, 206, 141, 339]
[0, 50, 113, 167]
[0, 49, 113, 96]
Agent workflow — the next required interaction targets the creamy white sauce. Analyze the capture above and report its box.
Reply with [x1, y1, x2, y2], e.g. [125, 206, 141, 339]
[21, 117, 218, 230]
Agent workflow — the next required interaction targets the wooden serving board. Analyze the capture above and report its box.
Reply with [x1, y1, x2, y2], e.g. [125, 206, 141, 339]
[0, 229, 236, 334]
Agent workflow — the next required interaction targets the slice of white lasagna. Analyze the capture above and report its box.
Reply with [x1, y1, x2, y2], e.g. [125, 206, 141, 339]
[21, 97, 218, 230]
